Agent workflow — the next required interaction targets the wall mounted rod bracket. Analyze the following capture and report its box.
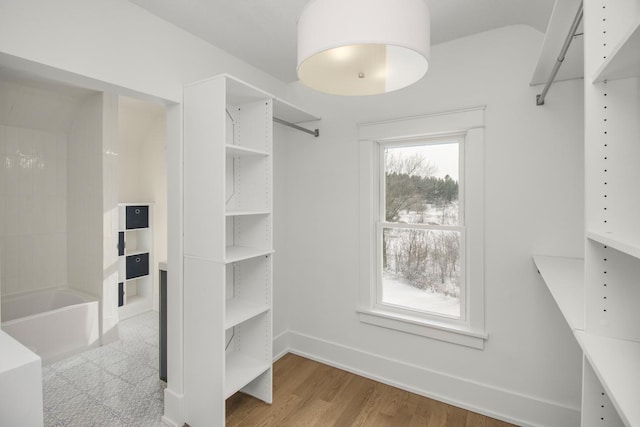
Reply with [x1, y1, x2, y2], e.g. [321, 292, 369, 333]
[536, 0, 584, 106]
[273, 117, 319, 137]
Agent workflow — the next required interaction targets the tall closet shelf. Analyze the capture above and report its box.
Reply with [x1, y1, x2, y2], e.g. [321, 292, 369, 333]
[225, 352, 271, 399]
[592, 17, 640, 83]
[184, 74, 313, 423]
[225, 144, 269, 158]
[225, 299, 270, 329]
[575, 331, 640, 427]
[225, 246, 273, 264]
[533, 255, 585, 331]
[586, 230, 640, 260]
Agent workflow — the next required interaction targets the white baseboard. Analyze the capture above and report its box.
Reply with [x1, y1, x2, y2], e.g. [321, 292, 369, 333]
[284, 331, 580, 427]
[273, 330, 290, 361]
[162, 388, 183, 427]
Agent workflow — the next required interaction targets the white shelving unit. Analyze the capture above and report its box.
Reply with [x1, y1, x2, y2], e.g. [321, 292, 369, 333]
[183, 74, 318, 425]
[117, 203, 154, 320]
[537, 2, 640, 426]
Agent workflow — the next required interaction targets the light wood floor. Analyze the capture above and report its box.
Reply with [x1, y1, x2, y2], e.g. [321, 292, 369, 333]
[226, 353, 515, 427]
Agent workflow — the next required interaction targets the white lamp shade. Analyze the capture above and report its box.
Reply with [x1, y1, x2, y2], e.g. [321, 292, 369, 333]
[297, 0, 430, 96]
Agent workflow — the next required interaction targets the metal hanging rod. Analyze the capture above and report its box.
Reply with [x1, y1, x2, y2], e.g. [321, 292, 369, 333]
[536, 1, 583, 106]
[273, 117, 319, 137]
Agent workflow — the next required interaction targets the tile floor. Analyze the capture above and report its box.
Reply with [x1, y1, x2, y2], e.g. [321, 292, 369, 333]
[42, 311, 166, 426]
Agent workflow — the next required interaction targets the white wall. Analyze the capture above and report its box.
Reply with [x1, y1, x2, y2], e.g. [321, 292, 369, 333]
[0, 80, 83, 299]
[281, 25, 584, 426]
[102, 93, 120, 343]
[67, 94, 104, 299]
[67, 92, 119, 341]
[118, 96, 167, 311]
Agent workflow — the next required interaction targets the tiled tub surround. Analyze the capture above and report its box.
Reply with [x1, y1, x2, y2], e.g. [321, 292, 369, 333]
[43, 311, 165, 426]
[0, 125, 68, 297]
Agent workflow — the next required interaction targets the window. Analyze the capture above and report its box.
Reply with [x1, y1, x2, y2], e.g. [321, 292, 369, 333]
[380, 139, 464, 319]
[358, 108, 486, 349]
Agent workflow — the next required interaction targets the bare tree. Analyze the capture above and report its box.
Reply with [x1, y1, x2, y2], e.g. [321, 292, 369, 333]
[384, 151, 436, 222]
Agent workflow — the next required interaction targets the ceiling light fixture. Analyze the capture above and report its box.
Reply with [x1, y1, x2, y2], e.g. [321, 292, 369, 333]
[297, 0, 430, 96]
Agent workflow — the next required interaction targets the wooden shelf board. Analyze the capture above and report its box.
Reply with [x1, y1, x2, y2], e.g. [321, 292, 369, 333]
[586, 230, 640, 260]
[533, 255, 584, 331]
[575, 331, 640, 427]
[225, 144, 269, 158]
[593, 18, 640, 83]
[224, 246, 273, 264]
[225, 299, 269, 330]
[225, 210, 270, 217]
[225, 352, 270, 399]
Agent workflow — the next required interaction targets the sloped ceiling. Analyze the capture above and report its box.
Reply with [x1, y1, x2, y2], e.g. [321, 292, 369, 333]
[128, 0, 556, 83]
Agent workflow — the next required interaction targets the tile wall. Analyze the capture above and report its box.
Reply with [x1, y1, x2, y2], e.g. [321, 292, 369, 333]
[0, 124, 68, 297]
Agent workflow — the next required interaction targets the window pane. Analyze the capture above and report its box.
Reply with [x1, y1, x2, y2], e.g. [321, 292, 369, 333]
[382, 227, 461, 318]
[384, 143, 459, 225]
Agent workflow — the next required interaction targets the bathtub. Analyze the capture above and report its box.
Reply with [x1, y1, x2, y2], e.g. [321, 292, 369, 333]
[1, 288, 99, 364]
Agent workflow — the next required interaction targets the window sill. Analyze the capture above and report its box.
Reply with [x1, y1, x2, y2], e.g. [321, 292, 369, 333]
[357, 308, 488, 350]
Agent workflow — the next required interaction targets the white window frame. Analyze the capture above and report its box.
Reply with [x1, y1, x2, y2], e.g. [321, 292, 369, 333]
[358, 108, 487, 349]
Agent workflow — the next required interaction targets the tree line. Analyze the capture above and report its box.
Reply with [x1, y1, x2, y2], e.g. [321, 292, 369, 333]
[386, 173, 458, 222]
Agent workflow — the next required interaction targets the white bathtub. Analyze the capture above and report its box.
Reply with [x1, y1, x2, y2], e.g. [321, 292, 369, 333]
[1, 288, 99, 364]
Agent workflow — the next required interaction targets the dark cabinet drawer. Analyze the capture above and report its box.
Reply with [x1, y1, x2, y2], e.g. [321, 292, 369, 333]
[118, 282, 124, 307]
[126, 205, 149, 229]
[118, 232, 125, 256]
[126, 253, 149, 279]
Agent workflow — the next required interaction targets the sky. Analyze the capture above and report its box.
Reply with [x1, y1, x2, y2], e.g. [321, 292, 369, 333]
[386, 140, 459, 180]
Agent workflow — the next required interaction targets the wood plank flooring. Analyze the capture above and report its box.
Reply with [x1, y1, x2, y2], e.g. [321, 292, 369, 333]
[226, 353, 515, 427]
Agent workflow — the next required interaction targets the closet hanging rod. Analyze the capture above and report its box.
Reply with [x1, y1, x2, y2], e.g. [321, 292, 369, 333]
[536, 1, 583, 106]
[273, 117, 319, 137]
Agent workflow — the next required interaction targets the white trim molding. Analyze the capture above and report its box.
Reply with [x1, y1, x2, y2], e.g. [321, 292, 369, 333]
[358, 107, 487, 348]
[357, 308, 487, 349]
[161, 388, 184, 427]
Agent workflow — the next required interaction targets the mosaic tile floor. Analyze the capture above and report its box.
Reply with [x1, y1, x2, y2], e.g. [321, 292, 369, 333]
[42, 311, 166, 426]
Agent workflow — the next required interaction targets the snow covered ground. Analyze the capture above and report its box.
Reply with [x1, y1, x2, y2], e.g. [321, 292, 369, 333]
[382, 275, 460, 317]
